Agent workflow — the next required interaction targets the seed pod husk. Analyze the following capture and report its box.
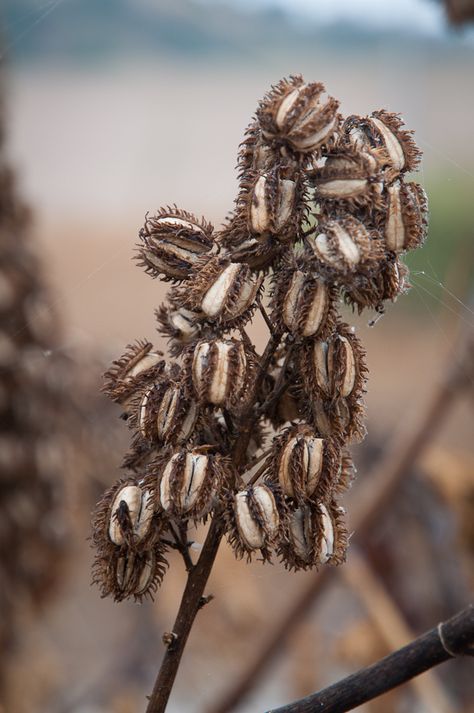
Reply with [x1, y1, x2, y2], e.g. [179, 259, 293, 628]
[228, 483, 281, 562]
[93, 543, 169, 603]
[257, 75, 340, 155]
[156, 303, 203, 355]
[178, 256, 263, 326]
[268, 424, 341, 503]
[248, 170, 298, 238]
[271, 265, 336, 339]
[343, 255, 408, 313]
[108, 484, 154, 546]
[156, 449, 229, 519]
[307, 216, 385, 277]
[311, 146, 384, 209]
[343, 111, 421, 180]
[136, 207, 214, 281]
[102, 339, 165, 407]
[279, 500, 348, 570]
[381, 181, 428, 253]
[189, 338, 249, 409]
[130, 378, 198, 446]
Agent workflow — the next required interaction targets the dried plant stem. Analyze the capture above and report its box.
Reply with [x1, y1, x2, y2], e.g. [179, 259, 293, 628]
[145, 333, 282, 713]
[343, 548, 455, 713]
[210, 343, 470, 713]
[268, 605, 474, 713]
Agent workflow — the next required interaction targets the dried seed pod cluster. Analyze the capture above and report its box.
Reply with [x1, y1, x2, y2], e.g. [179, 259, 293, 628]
[93, 75, 426, 599]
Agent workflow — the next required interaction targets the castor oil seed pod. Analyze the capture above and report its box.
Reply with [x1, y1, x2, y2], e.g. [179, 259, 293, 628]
[272, 267, 336, 338]
[102, 340, 165, 406]
[230, 484, 280, 561]
[190, 338, 249, 408]
[382, 181, 428, 253]
[307, 216, 384, 276]
[248, 171, 298, 237]
[310, 147, 384, 208]
[108, 484, 154, 546]
[136, 208, 214, 281]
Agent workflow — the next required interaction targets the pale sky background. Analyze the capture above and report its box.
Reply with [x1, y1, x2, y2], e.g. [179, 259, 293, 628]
[197, 0, 456, 37]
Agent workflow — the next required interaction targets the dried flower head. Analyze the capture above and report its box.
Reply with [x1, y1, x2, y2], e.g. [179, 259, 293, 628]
[92, 74, 426, 611]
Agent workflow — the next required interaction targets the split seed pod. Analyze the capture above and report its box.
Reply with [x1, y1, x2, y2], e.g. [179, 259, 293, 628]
[272, 267, 335, 339]
[180, 257, 263, 325]
[307, 216, 384, 277]
[248, 170, 298, 238]
[279, 500, 347, 570]
[93, 544, 168, 603]
[136, 208, 214, 281]
[133, 380, 198, 445]
[343, 111, 421, 180]
[257, 76, 340, 155]
[343, 255, 408, 313]
[156, 304, 202, 354]
[102, 340, 165, 407]
[311, 147, 383, 209]
[157, 449, 228, 519]
[229, 484, 280, 561]
[108, 484, 154, 547]
[268, 425, 341, 503]
[190, 338, 249, 409]
[382, 181, 428, 253]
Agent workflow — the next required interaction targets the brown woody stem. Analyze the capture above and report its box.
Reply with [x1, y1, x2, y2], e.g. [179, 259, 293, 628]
[268, 605, 474, 713]
[145, 333, 282, 712]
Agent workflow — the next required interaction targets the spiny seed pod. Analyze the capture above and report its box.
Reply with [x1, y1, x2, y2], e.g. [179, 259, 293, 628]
[272, 267, 336, 339]
[221, 232, 280, 271]
[94, 545, 168, 603]
[157, 449, 228, 519]
[180, 257, 263, 325]
[133, 380, 198, 445]
[229, 484, 280, 561]
[156, 304, 203, 353]
[279, 500, 348, 570]
[311, 147, 384, 208]
[136, 207, 214, 281]
[302, 324, 367, 402]
[248, 170, 298, 237]
[307, 216, 384, 276]
[381, 181, 428, 253]
[257, 76, 340, 155]
[311, 396, 366, 444]
[102, 340, 165, 406]
[268, 424, 341, 503]
[343, 255, 408, 313]
[343, 111, 421, 180]
[108, 484, 154, 547]
[190, 338, 249, 409]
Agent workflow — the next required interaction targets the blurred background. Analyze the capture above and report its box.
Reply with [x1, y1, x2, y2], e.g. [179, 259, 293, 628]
[0, 0, 473, 711]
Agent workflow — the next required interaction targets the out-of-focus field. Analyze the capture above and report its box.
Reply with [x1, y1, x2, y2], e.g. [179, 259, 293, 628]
[3, 54, 474, 713]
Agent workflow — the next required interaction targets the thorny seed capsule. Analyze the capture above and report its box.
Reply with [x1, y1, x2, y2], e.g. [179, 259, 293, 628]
[307, 216, 382, 274]
[102, 340, 165, 406]
[184, 258, 263, 324]
[158, 450, 223, 518]
[249, 172, 297, 236]
[137, 208, 214, 281]
[282, 501, 347, 569]
[311, 147, 383, 207]
[157, 304, 202, 349]
[343, 111, 421, 180]
[115, 550, 156, 599]
[277, 434, 324, 499]
[309, 328, 363, 400]
[108, 484, 153, 546]
[382, 181, 428, 253]
[257, 76, 340, 154]
[234, 484, 280, 552]
[191, 339, 248, 408]
[277, 269, 333, 338]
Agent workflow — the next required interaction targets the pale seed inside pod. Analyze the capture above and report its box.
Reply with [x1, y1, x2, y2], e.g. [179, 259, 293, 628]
[315, 223, 361, 266]
[139, 386, 154, 438]
[312, 340, 330, 395]
[318, 503, 335, 564]
[385, 182, 405, 252]
[288, 507, 312, 562]
[291, 117, 337, 151]
[134, 552, 155, 595]
[328, 335, 356, 397]
[371, 117, 405, 171]
[275, 179, 296, 231]
[303, 282, 329, 337]
[180, 453, 209, 511]
[282, 271, 305, 328]
[116, 553, 134, 591]
[275, 88, 301, 129]
[176, 401, 198, 441]
[156, 386, 178, 439]
[125, 352, 162, 380]
[201, 263, 241, 317]
[169, 308, 200, 340]
[250, 175, 270, 234]
[278, 435, 323, 497]
[252, 484, 280, 537]
[318, 178, 367, 198]
[235, 491, 264, 549]
[156, 216, 205, 236]
[109, 485, 153, 545]
[192, 342, 209, 391]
